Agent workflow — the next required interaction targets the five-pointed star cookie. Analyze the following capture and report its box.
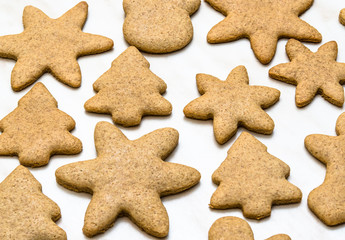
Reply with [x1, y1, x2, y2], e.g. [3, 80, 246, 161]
[84, 46, 172, 127]
[206, 0, 322, 64]
[0, 83, 82, 167]
[210, 132, 302, 219]
[305, 112, 345, 226]
[55, 121, 200, 237]
[183, 65, 280, 144]
[0, 165, 66, 240]
[340, 8, 345, 25]
[0, 1, 113, 91]
[270, 39, 345, 107]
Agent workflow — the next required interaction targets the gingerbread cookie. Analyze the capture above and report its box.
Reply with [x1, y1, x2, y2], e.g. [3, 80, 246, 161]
[269, 39, 345, 107]
[184, 66, 280, 144]
[305, 112, 345, 226]
[0, 83, 82, 167]
[209, 216, 291, 240]
[84, 46, 172, 127]
[340, 8, 345, 25]
[56, 121, 200, 237]
[0, 1, 113, 91]
[206, 0, 322, 64]
[0, 165, 66, 240]
[210, 132, 302, 219]
[123, 0, 200, 53]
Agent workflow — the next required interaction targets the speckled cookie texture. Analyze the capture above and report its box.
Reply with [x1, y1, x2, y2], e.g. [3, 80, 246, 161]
[269, 39, 345, 107]
[55, 121, 200, 237]
[340, 8, 345, 25]
[305, 112, 345, 226]
[0, 165, 66, 240]
[208, 216, 291, 240]
[205, 0, 322, 64]
[84, 46, 172, 127]
[183, 65, 280, 144]
[0, 83, 82, 167]
[123, 0, 200, 53]
[210, 132, 302, 219]
[0, 1, 113, 91]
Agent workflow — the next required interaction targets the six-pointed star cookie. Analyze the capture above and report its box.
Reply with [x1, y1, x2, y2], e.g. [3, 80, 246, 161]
[210, 132, 302, 219]
[206, 0, 322, 64]
[270, 39, 345, 107]
[305, 112, 345, 226]
[183, 65, 280, 144]
[84, 46, 172, 127]
[0, 1, 113, 91]
[56, 121, 200, 237]
[0, 165, 66, 240]
[0, 83, 82, 167]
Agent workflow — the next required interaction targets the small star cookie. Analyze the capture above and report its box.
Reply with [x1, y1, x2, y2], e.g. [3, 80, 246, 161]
[84, 46, 172, 127]
[208, 216, 291, 240]
[56, 121, 200, 237]
[270, 39, 345, 107]
[0, 165, 66, 240]
[0, 83, 82, 167]
[183, 65, 280, 144]
[210, 132, 302, 219]
[340, 8, 345, 25]
[305, 112, 345, 226]
[0, 1, 113, 91]
[206, 0, 322, 64]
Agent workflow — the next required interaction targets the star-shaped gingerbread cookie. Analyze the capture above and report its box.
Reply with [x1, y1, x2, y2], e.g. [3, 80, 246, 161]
[206, 0, 322, 64]
[84, 46, 172, 127]
[0, 83, 82, 167]
[305, 112, 345, 226]
[210, 132, 302, 219]
[55, 121, 200, 237]
[0, 165, 66, 240]
[183, 66, 280, 144]
[269, 39, 345, 107]
[0, 1, 113, 91]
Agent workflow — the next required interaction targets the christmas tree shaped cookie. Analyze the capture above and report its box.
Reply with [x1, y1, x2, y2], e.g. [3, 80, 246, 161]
[305, 112, 345, 226]
[210, 132, 302, 219]
[84, 46, 172, 127]
[184, 66, 280, 144]
[56, 121, 200, 237]
[269, 39, 345, 107]
[0, 165, 66, 239]
[0, 1, 113, 91]
[0, 83, 82, 167]
[209, 216, 291, 240]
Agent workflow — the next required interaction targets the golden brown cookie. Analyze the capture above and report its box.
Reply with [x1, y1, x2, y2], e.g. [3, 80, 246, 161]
[84, 46, 172, 127]
[208, 216, 291, 240]
[0, 1, 113, 91]
[0, 165, 66, 240]
[210, 132, 302, 219]
[56, 121, 200, 237]
[269, 39, 345, 107]
[340, 8, 345, 25]
[305, 112, 345, 226]
[123, 0, 200, 53]
[0, 83, 82, 167]
[183, 65, 280, 144]
[206, 0, 322, 64]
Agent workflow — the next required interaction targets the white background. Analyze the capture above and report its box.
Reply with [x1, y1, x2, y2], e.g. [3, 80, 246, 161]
[0, 0, 344, 239]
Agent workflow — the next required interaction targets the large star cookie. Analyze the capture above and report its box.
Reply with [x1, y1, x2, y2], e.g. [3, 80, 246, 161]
[305, 112, 345, 226]
[0, 1, 113, 91]
[270, 39, 345, 107]
[0, 165, 66, 240]
[123, 0, 200, 53]
[56, 121, 200, 237]
[209, 216, 291, 240]
[183, 65, 280, 144]
[84, 46, 172, 127]
[0, 83, 82, 167]
[210, 132, 302, 219]
[206, 0, 322, 64]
